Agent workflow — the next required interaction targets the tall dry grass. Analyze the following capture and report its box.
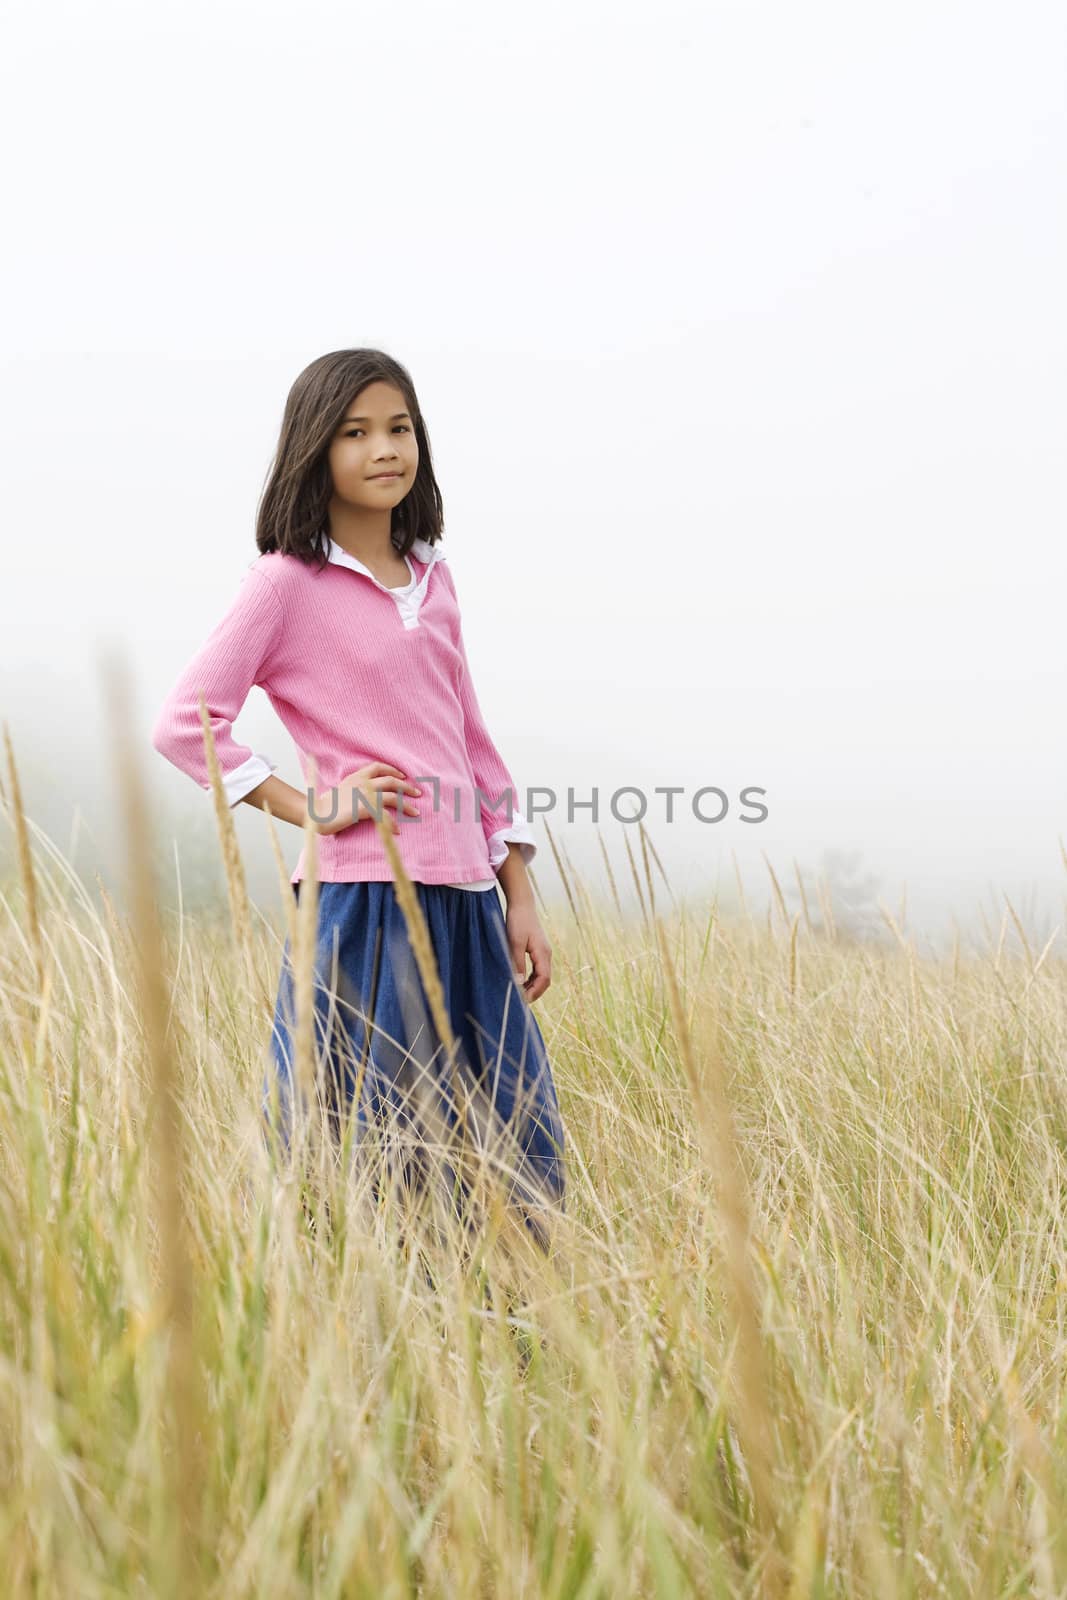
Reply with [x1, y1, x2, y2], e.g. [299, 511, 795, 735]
[2, 695, 1067, 1595]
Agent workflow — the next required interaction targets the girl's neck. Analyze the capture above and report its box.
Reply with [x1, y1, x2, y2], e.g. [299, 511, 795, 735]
[327, 504, 397, 567]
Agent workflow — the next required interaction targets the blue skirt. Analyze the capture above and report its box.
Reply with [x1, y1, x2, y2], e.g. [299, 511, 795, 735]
[262, 881, 566, 1248]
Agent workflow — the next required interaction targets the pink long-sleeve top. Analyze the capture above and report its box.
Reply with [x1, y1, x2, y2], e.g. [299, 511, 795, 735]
[150, 537, 537, 888]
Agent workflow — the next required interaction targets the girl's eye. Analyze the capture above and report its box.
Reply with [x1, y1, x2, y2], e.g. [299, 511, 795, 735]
[343, 425, 410, 437]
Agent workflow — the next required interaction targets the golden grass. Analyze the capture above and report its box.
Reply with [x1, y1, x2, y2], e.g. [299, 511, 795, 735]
[1, 703, 1067, 1594]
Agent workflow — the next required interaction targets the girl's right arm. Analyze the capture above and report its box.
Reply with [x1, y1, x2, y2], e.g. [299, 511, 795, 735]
[151, 564, 422, 834]
[151, 564, 283, 801]
[242, 765, 423, 836]
[238, 772, 309, 827]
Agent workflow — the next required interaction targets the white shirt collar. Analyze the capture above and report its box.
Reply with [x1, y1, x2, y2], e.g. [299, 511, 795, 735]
[326, 535, 442, 581]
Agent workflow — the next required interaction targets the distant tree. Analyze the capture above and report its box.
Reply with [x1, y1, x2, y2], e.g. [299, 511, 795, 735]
[787, 848, 887, 945]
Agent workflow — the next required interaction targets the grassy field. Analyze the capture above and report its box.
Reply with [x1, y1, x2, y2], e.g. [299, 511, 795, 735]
[2, 717, 1067, 1597]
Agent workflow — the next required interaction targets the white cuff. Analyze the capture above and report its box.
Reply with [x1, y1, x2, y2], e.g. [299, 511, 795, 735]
[223, 752, 277, 807]
[486, 808, 537, 872]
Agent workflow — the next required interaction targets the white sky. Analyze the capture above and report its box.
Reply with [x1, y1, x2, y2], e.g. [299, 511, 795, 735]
[1, 0, 1064, 952]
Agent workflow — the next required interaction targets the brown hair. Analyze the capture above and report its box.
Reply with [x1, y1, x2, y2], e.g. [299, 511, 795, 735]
[254, 348, 444, 569]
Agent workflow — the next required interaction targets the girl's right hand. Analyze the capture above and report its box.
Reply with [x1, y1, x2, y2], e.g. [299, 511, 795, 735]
[312, 762, 423, 836]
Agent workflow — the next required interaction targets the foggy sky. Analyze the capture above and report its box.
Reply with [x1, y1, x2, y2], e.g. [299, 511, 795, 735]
[2, 0, 1065, 954]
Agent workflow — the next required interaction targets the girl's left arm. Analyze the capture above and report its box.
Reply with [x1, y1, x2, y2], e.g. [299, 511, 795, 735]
[439, 563, 538, 876]
[440, 564, 551, 999]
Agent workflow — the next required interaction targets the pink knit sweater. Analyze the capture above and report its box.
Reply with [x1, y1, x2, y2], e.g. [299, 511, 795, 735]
[150, 542, 536, 886]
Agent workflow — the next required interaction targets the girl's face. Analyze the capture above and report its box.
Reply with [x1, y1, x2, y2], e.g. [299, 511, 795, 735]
[326, 380, 420, 511]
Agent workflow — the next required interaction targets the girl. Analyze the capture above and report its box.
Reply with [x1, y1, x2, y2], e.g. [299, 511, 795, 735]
[151, 348, 566, 1251]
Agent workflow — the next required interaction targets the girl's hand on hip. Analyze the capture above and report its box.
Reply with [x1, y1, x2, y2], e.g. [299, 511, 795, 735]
[506, 903, 552, 1002]
[313, 762, 423, 836]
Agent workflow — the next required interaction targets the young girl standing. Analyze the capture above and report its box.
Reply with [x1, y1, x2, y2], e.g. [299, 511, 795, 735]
[151, 348, 566, 1250]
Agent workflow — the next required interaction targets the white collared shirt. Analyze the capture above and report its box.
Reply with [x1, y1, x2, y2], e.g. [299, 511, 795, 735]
[224, 535, 535, 891]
